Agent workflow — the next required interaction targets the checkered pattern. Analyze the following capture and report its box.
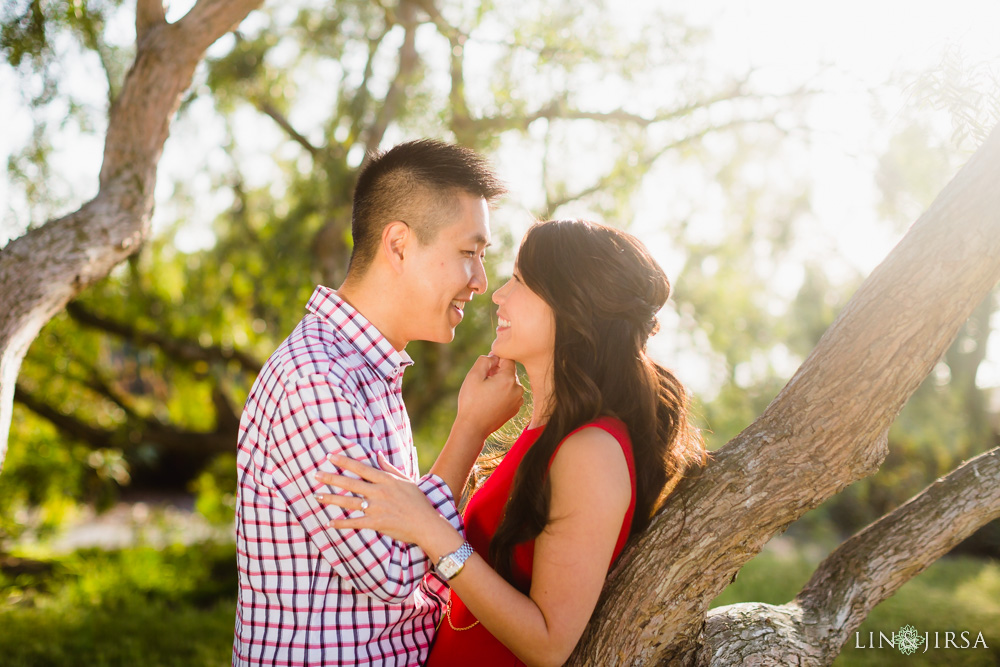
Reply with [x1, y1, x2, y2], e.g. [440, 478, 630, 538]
[234, 286, 462, 666]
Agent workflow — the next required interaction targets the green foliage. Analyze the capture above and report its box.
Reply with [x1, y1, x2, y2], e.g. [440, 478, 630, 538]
[909, 46, 1000, 152]
[0, 541, 236, 666]
[1, 0, 48, 69]
[0, 406, 92, 545]
[710, 545, 818, 607]
[190, 454, 238, 525]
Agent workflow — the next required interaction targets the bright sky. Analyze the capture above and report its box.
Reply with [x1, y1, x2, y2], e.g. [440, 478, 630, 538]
[2, 0, 999, 391]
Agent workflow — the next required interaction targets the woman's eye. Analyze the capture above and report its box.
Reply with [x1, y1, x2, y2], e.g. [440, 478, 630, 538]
[461, 250, 476, 257]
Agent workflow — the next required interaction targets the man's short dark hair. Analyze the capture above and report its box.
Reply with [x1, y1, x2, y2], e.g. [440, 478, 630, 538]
[348, 139, 506, 274]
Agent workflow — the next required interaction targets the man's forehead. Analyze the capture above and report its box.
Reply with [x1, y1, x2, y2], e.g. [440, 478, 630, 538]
[436, 192, 490, 245]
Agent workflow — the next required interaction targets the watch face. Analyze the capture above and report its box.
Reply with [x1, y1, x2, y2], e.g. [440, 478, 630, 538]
[437, 556, 461, 579]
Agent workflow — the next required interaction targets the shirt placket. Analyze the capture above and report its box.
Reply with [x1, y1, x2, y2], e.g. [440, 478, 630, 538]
[387, 369, 416, 479]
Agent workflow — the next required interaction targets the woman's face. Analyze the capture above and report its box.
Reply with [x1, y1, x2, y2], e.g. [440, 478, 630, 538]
[490, 267, 556, 369]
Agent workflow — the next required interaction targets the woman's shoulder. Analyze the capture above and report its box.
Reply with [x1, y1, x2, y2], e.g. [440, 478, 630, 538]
[548, 422, 632, 510]
[560, 415, 630, 452]
[551, 417, 631, 477]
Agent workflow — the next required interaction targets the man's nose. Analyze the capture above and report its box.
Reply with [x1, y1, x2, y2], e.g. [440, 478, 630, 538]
[469, 257, 488, 295]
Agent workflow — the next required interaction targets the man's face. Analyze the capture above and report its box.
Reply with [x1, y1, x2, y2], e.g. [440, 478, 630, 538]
[400, 192, 490, 344]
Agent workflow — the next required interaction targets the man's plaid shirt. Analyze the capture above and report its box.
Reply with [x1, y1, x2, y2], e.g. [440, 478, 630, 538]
[234, 286, 463, 666]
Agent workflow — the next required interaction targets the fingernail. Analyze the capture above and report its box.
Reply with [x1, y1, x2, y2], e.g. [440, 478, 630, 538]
[314, 493, 326, 501]
[327, 453, 337, 462]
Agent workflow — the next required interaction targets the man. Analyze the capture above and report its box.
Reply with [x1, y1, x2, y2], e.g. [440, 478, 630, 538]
[233, 140, 523, 666]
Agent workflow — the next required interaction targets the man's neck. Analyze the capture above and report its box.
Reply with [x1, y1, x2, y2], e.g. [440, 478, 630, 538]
[336, 276, 408, 351]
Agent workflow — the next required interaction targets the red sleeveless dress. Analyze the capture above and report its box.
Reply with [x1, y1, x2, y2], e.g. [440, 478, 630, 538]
[426, 416, 636, 667]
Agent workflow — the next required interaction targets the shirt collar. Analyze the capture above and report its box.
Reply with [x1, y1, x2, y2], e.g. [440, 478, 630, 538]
[306, 286, 413, 382]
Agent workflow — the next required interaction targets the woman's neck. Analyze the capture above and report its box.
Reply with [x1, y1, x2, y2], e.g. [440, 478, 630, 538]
[524, 359, 554, 430]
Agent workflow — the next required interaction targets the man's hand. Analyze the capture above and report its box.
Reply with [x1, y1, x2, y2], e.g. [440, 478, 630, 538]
[457, 354, 524, 439]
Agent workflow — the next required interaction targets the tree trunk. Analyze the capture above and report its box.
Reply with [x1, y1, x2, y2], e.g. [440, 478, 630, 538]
[0, 0, 263, 471]
[569, 123, 1000, 665]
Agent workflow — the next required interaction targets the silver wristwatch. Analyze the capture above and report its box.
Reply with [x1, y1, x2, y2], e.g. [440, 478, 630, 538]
[435, 541, 474, 580]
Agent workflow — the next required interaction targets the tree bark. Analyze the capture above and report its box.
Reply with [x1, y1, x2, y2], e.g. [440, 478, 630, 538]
[569, 123, 1000, 665]
[0, 0, 263, 471]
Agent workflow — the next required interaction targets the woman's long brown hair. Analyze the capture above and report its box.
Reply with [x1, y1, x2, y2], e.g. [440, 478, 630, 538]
[487, 219, 706, 585]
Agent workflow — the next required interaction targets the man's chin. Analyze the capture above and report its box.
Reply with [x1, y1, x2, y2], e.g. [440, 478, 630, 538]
[426, 327, 457, 344]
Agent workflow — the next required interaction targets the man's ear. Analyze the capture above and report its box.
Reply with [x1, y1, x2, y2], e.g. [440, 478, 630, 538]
[381, 221, 411, 274]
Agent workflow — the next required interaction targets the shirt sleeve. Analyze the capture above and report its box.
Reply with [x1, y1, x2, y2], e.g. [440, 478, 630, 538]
[267, 374, 464, 604]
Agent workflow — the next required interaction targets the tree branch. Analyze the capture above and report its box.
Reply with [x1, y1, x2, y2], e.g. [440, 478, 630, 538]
[570, 123, 1000, 664]
[467, 71, 809, 136]
[77, 364, 146, 422]
[64, 302, 263, 374]
[700, 446, 1000, 665]
[14, 380, 234, 462]
[346, 24, 392, 153]
[545, 114, 782, 214]
[13, 383, 114, 450]
[135, 0, 166, 42]
[175, 0, 263, 57]
[256, 99, 321, 158]
[364, 0, 419, 155]
[412, 0, 472, 142]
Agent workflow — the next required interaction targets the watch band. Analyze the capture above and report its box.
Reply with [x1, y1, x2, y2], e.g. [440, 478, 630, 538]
[436, 541, 474, 580]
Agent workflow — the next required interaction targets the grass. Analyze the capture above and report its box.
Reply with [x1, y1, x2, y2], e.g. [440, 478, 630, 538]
[1, 539, 998, 665]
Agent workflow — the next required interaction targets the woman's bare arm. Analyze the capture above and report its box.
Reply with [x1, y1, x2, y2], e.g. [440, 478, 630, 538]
[315, 426, 631, 667]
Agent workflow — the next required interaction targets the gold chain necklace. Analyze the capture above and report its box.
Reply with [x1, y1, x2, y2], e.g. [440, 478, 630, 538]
[445, 596, 480, 631]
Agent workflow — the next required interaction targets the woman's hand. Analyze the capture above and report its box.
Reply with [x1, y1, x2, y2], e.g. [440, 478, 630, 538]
[456, 354, 524, 439]
[314, 452, 462, 556]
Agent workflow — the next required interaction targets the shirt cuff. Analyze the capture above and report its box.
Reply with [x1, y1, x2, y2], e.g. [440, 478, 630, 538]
[422, 569, 451, 603]
[418, 473, 465, 535]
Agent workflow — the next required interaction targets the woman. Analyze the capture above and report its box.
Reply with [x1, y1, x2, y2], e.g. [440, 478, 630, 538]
[316, 219, 705, 666]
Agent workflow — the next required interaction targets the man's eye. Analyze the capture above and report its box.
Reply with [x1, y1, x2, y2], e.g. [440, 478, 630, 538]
[461, 250, 476, 257]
